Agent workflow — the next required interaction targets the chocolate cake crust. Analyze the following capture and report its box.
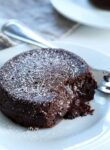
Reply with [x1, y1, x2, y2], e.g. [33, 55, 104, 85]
[0, 48, 97, 128]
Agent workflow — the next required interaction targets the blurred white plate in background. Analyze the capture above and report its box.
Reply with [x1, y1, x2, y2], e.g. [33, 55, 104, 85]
[51, 0, 110, 29]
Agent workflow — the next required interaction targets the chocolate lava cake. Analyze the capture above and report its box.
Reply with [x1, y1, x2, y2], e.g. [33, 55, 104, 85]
[90, 0, 110, 10]
[0, 48, 97, 128]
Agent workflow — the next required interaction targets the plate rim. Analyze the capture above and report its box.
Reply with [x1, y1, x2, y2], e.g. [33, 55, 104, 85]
[51, 0, 110, 29]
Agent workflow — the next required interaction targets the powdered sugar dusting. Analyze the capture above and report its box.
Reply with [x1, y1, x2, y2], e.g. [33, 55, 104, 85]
[0, 48, 89, 102]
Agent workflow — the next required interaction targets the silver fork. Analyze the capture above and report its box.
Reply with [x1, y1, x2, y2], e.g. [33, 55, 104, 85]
[1, 19, 110, 94]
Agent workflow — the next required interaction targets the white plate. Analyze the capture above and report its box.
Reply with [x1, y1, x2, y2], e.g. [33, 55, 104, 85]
[51, 0, 110, 29]
[0, 42, 110, 150]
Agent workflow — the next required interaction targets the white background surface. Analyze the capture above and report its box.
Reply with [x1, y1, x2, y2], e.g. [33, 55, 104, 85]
[59, 25, 110, 56]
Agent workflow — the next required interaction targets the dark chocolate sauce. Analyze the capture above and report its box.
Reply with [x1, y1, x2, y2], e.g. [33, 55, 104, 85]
[90, 0, 110, 10]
